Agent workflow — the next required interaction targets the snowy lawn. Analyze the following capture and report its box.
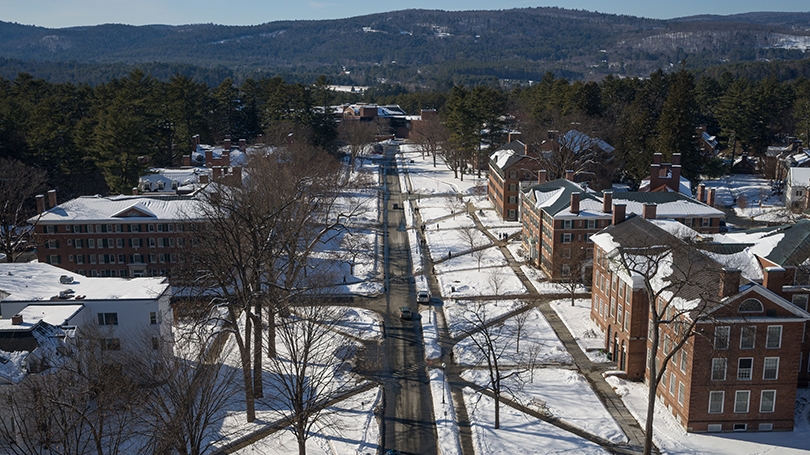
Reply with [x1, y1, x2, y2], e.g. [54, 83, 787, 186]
[453, 307, 572, 366]
[701, 174, 782, 209]
[232, 387, 382, 455]
[505, 240, 529, 263]
[438, 266, 527, 298]
[463, 388, 610, 455]
[462, 368, 627, 444]
[424, 221, 489, 260]
[434, 246, 508, 273]
[419, 206, 476, 227]
[430, 369, 463, 455]
[442, 298, 528, 339]
[326, 306, 383, 341]
[548, 298, 610, 363]
[420, 309, 441, 360]
[521, 265, 587, 295]
[605, 377, 810, 455]
[399, 147, 483, 195]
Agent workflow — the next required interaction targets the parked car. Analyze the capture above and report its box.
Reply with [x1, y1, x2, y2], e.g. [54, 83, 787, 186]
[399, 306, 412, 320]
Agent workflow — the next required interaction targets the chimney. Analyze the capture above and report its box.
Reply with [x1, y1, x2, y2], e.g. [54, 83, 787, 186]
[707, 188, 716, 207]
[222, 151, 230, 167]
[239, 138, 247, 152]
[612, 203, 626, 225]
[199, 174, 209, 184]
[643, 203, 657, 220]
[11, 314, 23, 325]
[763, 267, 786, 295]
[224, 138, 232, 151]
[212, 167, 223, 181]
[36, 194, 45, 214]
[508, 131, 521, 142]
[205, 150, 213, 168]
[603, 191, 613, 214]
[653, 153, 662, 165]
[570, 192, 581, 214]
[192, 134, 200, 146]
[649, 163, 660, 191]
[132, 187, 138, 195]
[672, 153, 681, 166]
[565, 169, 574, 181]
[213, 157, 222, 168]
[719, 268, 742, 298]
[697, 184, 706, 203]
[183, 155, 191, 166]
[537, 169, 547, 184]
[232, 166, 242, 184]
[47, 189, 57, 209]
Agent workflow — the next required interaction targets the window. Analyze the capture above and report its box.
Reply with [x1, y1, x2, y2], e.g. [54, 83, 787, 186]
[131, 238, 141, 248]
[792, 294, 809, 311]
[89, 254, 96, 264]
[98, 312, 118, 325]
[617, 304, 623, 324]
[711, 358, 727, 381]
[151, 337, 160, 350]
[739, 298, 764, 313]
[680, 350, 688, 373]
[702, 218, 711, 227]
[587, 219, 596, 229]
[760, 390, 776, 413]
[75, 239, 83, 248]
[562, 233, 572, 244]
[561, 248, 571, 258]
[148, 224, 155, 232]
[508, 183, 517, 191]
[734, 390, 750, 413]
[76, 254, 84, 264]
[563, 220, 572, 229]
[759, 423, 773, 431]
[624, 310, 630, 331]
[677, 382, 685, 405]
[561, 264, 571, 276]
[669, 373, 676, 396]
[48, 254, 60, 264]
[714, 326, 730, 350]
[507, 209, 516, 219]
[132, 253, 143, 263]
[88, 238, 95, 248]
[733, 423, 747, 432]
[118, 254, 125, 263]
[740, 326, 756, 349]
[763, 357, 779, 380]
[766, 326, 782, 348]
[508, 196, 517, 204]
[46, 240, 58, 249]
[101, 338, 121, 351]
[708, 391, 724, 414]
[150, 312, 158, 324]
[707, 424, 723, 432]
[737, 358, 753, 380]
[148, 238, 156, 247]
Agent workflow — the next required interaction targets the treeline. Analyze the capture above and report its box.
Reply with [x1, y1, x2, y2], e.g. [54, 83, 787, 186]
[2, 67, 810, 200]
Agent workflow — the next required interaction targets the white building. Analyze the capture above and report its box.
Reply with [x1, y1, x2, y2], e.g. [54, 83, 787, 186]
[0, 263, 173, 360]
[786, 167, 810, 211]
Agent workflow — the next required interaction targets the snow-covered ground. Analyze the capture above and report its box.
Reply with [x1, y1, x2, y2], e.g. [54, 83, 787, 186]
[420, 309, 441, 360]
[442, 298, 528, 339]
[463, 388, 610, 455]
[548, 298, 610, 363]
[606, 377, 810, 455]
[399, 145, 485, 196]
[462, 368, 627, 444]
[327, 306, 383, 341]
[701, 174, 797, 224]
[521, 264, 587, 295]
[454, 307, 573, 366]
[429, 368, 463, 455]
[437, 267, 527, 297]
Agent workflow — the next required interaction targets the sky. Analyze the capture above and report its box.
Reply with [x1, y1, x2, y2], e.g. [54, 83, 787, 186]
[1, 0, 808, 29]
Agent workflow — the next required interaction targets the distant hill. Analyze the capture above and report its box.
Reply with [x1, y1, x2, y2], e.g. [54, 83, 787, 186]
[1, 8, 809, 86]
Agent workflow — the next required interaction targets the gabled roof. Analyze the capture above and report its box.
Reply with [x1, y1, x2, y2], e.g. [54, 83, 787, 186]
[489, 140, 527, 171]
[612, 192, 723, 218]
[562, 129, 614, 154]
[33, 194, 205, 224]
[788, 167, 810, 186]
[524, 179, 601, 217]
[752, 219, 810, 267]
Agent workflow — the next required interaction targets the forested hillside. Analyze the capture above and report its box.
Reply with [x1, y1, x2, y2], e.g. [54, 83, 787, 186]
[1, 8, 809, 86]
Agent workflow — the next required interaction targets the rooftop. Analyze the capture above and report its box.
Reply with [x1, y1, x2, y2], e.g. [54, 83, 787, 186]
[33, 193, 204, 224]
[0, 263, 169, 302]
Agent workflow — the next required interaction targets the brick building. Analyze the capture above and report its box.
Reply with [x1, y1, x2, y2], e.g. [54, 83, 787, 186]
[520, 177, 725, 281]
[31, 192, 201, 278]
[487, 139, 544, 221]
[590, 216, 810, 432]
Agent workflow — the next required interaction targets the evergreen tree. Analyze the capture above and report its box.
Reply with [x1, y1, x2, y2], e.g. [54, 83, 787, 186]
[656, 69, 700, 179]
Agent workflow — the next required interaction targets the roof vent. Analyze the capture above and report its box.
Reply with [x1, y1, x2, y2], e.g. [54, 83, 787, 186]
[11, 314, 23, 325]
[59, 275, 74, 284]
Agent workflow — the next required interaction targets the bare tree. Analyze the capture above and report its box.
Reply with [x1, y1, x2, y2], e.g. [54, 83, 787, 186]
[338, 231, 374, 276]
[134, 324, 240, 455]
[0, 326, 141, 455]
[559, 246, 590, 306]
[598, 218, 724, 455]
[179, 142, 364, 422]
[261, 302, 357, 455]
[338, 120, 375, 172]
[0, 158, 47, 262]
[410, 115, 448, 167]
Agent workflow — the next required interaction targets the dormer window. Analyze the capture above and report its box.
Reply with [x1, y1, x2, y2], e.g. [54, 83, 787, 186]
[739, 298, 764, 313]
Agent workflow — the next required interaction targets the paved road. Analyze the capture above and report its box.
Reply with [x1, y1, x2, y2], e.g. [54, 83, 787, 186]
[377, 146, 437, 455]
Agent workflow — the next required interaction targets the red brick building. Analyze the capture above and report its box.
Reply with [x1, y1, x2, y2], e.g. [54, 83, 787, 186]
[520, 177, 725, 281]
[32, 192, 199, 278]
[487, 139, 544, 221]
[590, 216, 810, 432]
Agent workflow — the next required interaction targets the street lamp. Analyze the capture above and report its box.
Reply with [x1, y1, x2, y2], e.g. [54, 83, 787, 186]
[441, 362, 447, 404]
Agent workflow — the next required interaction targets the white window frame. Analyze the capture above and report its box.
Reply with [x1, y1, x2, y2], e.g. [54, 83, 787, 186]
[708, 391, 724, 414]
[766, 325, 782, 349]
[763, 357, 779, 380]
[711, 358, 727, 381]
[737, 357, 753, 380]
[740, 326, 756, 349]
[734, 390, 750, 414]
[760, 390, 776, 413]
[714, 326, 730, 350]
[677, 381, 686, 406]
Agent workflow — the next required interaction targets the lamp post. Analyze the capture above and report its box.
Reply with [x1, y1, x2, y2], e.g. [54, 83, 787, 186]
[441, 362, 447, 404]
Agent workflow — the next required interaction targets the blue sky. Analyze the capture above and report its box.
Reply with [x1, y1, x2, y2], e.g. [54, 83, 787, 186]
[1, 0, 807, 28]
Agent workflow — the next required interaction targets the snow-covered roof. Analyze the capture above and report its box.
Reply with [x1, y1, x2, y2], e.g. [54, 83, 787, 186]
[139, 168, 212, 193]
[562, 130, 614, 154]
[638, 175, 692, 195]
[33, 193, 204, 224]
[0, 304, 84, 332]
[0, 263, 169, 302]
